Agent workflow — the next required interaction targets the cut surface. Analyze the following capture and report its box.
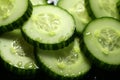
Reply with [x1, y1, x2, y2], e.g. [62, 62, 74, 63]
[0, 0, 29, 25]
[0, 29, 38, 69]
[0, 0, 14, 20]
[84, 17, 120, 65]
[30, 0, 47, 6]
[22, 5, 75, 48]
[36, 38, 91, 77]
[58, 0, 91, 33]
[89, 0, 119, 19]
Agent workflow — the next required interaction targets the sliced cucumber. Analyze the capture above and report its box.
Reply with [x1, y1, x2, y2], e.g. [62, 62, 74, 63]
[58, 0, 91, 34]
[30, 0, 47, 6]
[21, 5, 75, 50]
[83, 17, 120, 71]
[35, 38, 91, 79]
[0, 0, 32, 34]
[0, 29, 38, 76]
[85, 0, 119, 19]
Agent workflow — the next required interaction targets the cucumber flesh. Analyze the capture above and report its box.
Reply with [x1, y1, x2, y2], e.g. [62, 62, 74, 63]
[21, 5, 75, 50]
[58, 0, 91, 34]
[0, 0, 32, 34]
[88, 0, 119, 19]
[0, 29, 38, 76]
[30, 0, 47, 6]
[0, 0, 29, 25]
[83, 17, 120, 70]
[35, 38, 91, 79]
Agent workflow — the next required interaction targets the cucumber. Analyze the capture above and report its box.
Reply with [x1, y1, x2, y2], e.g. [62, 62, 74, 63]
[35, 38, 91, 80]
[58, 0, 91, 34]
[21, 5, 75, 50]
[30, 0, 47, 6]
[0, 0, 32, 34]
[85, 0, 119, 19]
[83, 17, 120, 71]
[0, 29, 39, 77]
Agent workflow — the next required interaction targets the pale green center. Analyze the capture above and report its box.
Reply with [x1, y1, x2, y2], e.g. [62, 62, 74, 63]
[0, 0, 14, 20]
[69, 0, 91, 24]
[11, 38, 33, 57]
[95, 28, 120, 54]
[99, 0, 118, 18]
[32, 13, 60, 36]
[57, 47, 79, 69]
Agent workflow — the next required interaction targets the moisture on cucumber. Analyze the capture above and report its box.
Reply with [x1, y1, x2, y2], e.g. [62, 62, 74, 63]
[0, 0, 32, 34]
[0, 29, 39, 76]
[30, 0, 47, 6]
[35, 38, 91, 80]
[21, 5, 75, 50]
[58, 0, 91, 34]
[85, 0, 120, 19]
[83, 17, 120, 71]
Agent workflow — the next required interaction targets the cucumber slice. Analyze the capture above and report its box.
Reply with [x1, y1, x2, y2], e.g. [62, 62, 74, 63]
[58, 0, 91, 34]
[30, 0, 47, 6]
[0, 0, 32, 34]
[21, 5, 75, 50]
[85, 0, 119, 19]
[35, 38, 91, 79]
[83, 17, 120, 71]
[0, 29, 38, 77]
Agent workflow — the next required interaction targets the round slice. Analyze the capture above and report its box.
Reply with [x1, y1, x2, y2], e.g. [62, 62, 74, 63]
[83, 17, 120, 71]
[21, 5, 75, 50]
[58, 0, 91, 34]
[30, 0, 47, 6]
[0, 29, 39, 77]
[35, 38, 91, 79]
[85, 0, 120, 19]
[0, 0, 32, 34]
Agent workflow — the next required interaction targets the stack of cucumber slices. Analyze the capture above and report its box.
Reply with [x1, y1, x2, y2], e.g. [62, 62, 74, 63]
[0, 0, 120, 80]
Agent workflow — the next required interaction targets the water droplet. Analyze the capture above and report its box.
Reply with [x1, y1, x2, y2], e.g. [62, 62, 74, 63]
[24, 62, 36, 69]
[60, 70, 63, 73]
[86, 32, 91, 35]
[78, 72, 81, 75]
[57, 62, 66, 69]
[16, 61, 22, 68]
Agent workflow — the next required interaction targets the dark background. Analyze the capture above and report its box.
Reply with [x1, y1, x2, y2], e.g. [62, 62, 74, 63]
[0, 63, 120, 80]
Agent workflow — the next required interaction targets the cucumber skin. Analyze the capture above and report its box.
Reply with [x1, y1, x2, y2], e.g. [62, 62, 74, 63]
[0, 56, 39, 78]
[21, 29, 75, 50]
[0, 0, 33, 35]
[34, 47, 90, 80]
[85, 0, 96, 19]
[81, 19, 120, 71]
[117, 1, 120, 16]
